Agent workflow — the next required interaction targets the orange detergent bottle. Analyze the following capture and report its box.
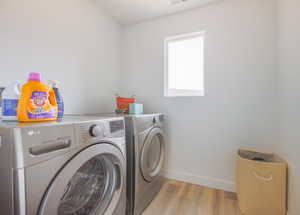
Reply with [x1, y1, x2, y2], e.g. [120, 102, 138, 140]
[17, 73, 58, 122]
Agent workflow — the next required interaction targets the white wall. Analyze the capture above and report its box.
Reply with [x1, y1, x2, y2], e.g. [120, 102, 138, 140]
[277, 0, 300, 214]
[2, 1, 297, 212]
[121, 0, 278, 191]
[0, 0, 121, 113]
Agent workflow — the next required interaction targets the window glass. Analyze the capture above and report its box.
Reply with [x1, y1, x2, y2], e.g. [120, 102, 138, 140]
[165, 32, 205, 97]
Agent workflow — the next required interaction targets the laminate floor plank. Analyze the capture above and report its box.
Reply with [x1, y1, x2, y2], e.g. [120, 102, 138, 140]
[142, 179, 242, 215]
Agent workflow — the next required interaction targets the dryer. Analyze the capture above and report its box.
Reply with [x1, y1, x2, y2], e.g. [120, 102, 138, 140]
[0, 116, 126, 215]
[125, 114, 166, 215]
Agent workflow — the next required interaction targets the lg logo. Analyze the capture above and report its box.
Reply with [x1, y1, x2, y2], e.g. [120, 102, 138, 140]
[27, 129, 41, 136]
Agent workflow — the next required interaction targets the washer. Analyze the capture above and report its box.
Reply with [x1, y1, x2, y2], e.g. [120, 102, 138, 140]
[125, 114, 166, 215]
[0, 116, 126, 215]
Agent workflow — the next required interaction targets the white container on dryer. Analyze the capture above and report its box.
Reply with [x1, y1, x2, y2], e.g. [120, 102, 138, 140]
[1, 81, 21, 121]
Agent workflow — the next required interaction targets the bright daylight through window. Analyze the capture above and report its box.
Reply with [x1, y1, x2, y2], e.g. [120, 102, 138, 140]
[164, 31, 205, 97]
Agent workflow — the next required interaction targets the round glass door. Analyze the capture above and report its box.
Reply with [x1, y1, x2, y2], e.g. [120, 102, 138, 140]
[39, 144, 125, 215]
[140, 127, 165, 182]
[58, 155, 116, 215]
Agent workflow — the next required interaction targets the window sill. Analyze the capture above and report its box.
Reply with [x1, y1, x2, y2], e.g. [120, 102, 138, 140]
[164, 90, 205, 98]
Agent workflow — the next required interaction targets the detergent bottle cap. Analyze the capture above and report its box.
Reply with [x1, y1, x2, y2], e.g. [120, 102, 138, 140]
[28, 73, 41, 82]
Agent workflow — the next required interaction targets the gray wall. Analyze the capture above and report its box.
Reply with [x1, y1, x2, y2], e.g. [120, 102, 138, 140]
[0, 0, 121, 114]
[277, 0, 300, 214]
[1, 0, 298, 213]
[121, 0, 278, 191]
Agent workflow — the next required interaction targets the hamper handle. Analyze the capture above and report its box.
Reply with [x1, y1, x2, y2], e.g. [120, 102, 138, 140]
[252, 171, 273, 182]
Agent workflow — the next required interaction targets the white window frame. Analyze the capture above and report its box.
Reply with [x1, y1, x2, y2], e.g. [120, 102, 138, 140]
[164, 31, 205, 97]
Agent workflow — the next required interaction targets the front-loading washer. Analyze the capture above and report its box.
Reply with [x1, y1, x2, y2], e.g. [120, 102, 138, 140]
[125, 114, 166, 215]
[0, 115, 126, 215]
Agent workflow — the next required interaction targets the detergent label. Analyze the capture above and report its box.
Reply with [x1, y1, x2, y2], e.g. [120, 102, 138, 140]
[2, 99, 18, 116]
[27, 91, 56, 119]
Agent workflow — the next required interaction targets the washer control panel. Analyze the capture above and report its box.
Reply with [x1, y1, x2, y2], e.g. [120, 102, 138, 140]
[76, 119, 125, 145]
[109, 120, 124, 133]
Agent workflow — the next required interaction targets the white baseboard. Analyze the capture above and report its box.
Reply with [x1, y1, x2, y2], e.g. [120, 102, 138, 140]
[162, 169, 235, 192]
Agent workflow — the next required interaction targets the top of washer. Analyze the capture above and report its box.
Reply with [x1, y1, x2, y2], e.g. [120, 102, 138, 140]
[83, 113, 163, 118]
[0, 114, 124, 129]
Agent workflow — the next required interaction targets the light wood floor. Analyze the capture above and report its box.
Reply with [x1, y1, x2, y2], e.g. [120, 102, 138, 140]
[142, 179, 242, 215]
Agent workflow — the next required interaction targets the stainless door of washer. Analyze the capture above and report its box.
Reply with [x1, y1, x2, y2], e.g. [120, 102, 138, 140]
[38, 143, 125, 215]
[140, 127, 165, 182]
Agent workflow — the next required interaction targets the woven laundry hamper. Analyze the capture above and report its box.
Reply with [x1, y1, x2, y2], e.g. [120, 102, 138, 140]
[236, 149, 287, 215]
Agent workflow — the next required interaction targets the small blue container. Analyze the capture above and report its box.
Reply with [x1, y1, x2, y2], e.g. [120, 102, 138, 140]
[129, 103, 144, 115]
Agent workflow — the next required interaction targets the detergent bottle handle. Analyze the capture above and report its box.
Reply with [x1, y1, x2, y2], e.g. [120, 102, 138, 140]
[14, 81, 22, 94]
[49, 88, 57, 106]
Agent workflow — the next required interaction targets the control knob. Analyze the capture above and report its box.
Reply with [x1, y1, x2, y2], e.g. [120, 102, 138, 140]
[89, 124, 102, 137]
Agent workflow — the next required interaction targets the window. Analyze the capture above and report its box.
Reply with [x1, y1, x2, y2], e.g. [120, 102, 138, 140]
[164, 31, 205, 97]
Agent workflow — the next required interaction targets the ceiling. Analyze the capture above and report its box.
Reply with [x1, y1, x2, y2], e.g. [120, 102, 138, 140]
[97, 0, 220, 25]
